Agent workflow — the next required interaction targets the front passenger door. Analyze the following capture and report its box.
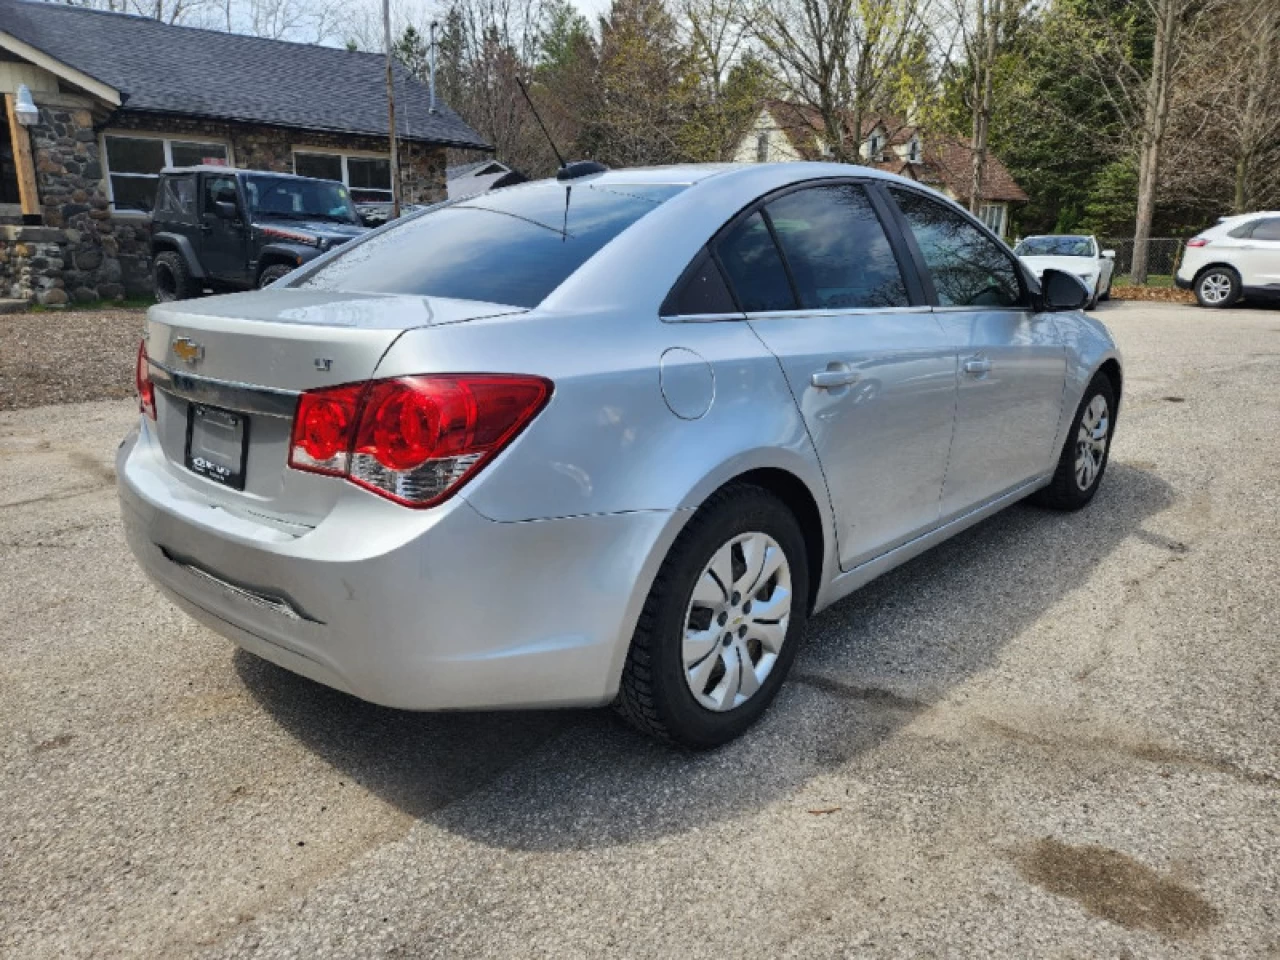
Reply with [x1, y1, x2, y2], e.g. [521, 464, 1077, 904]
[199, 174, 250, 286]
[719, 182, 958, 571]
[886, 186, 1067, 517]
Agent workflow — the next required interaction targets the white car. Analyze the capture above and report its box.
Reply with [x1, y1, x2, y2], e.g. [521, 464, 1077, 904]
[1176, 212, 1280, 308]
[1013, 235, 1115, 309]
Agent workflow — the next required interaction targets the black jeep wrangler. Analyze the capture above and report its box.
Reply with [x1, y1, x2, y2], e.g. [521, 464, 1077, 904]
[149, 166, 369, 301]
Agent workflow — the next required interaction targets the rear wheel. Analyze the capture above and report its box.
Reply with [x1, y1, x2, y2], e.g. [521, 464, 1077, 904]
[1032, 372, 1116, 511]
[153, 251, 195, 302]
[1194, 266, 1240, 308]
[615, 484, 809, 748]
[258, 264, 293, 288]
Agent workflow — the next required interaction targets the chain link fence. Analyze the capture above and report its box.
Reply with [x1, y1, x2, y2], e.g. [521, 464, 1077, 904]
[1098, 238, 1185, 284]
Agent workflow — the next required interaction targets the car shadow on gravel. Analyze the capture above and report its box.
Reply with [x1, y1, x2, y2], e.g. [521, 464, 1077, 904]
[238, 462, 1174, 851]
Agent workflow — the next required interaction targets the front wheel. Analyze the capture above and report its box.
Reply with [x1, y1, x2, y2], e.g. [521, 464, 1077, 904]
[615, 484, 809, 748]
[1032, 372, 1116, 511]
[1194, 267, 1241, 308]
[258, 264, 293, 289]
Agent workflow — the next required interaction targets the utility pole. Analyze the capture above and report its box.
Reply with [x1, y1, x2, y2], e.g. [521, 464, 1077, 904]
[382, 0, 402, 218]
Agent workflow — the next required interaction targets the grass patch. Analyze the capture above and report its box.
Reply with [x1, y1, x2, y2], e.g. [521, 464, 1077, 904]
[29, 296, 155, 314]
[1123, 274, 1174, 288]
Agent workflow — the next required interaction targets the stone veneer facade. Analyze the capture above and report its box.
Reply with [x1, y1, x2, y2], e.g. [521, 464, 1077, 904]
[0, 102, 447, 305]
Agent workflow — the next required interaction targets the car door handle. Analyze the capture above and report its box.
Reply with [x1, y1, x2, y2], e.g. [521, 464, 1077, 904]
[811, 366, 860, 389]
[963, 357, 992, 376]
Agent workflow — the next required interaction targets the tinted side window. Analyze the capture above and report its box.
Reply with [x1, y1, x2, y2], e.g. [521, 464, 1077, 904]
[890, 187, 1024, 308]
[765, 184, 909, 309]
[662, 248, 736, 315]
[715, 212, 795, 312]
[1251, 218, 1280, 241]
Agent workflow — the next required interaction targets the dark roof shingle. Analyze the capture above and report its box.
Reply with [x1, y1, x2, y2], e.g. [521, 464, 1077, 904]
[0, 0, 490, 150]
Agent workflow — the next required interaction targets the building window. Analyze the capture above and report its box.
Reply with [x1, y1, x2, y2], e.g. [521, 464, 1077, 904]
[978, 203, 1007, 237]
[867, 133, 884, 159]
[907, 137, 921, 162]
[756, 132, 769, 163]
[294, 150, 392, 203]
[102, 134, 229, 212]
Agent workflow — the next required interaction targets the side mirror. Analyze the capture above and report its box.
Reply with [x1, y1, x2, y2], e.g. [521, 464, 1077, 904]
[214, 200, 238, 220]
[1101, 249, 1116, 259]
[1041, 268, 1090, 311]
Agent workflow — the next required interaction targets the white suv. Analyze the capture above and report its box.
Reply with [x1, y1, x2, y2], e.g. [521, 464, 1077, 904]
[1177, 212, 1280, 308]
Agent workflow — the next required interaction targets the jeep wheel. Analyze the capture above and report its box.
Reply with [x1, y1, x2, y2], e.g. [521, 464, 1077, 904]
[153, 251, 195, 302]
[258, 264, 293, 289]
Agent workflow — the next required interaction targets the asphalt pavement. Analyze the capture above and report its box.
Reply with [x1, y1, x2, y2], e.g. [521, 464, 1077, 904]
[1, 300, 1276, 958]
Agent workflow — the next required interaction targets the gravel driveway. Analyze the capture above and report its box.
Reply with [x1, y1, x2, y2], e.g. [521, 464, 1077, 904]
[0, 301, 1276, 958]
[0, 308, 146, 411]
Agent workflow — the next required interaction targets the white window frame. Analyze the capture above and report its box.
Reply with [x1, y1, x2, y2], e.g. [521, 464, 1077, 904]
[292, 146, 393, 200]
[100, 130, 233, 215]
[979, 202, 1007, 238]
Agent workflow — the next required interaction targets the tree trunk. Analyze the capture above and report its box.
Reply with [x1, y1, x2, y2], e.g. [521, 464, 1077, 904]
[969, 0, 999, 215]
[1131, 0, 1178, 285]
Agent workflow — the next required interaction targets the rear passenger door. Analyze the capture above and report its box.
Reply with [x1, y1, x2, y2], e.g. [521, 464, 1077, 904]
[1235, 217, 1280, 288]
[717, 181, 958, 571]
[884, 186, 1067, 517]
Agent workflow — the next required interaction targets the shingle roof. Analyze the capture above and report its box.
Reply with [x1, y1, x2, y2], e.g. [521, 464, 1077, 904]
[761, 100, 1027, 203]
[0, 0, 490, 150]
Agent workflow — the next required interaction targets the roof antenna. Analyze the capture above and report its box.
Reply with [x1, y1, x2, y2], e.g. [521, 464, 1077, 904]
[514, 77, 607, 182]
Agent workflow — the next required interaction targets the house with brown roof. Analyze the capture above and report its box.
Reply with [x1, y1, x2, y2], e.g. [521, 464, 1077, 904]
[733, 100, 1027, 238]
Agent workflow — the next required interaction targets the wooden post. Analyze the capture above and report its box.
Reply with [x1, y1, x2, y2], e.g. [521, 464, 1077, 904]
[382, 0, 402, 219]
[4, 94, 40, 221]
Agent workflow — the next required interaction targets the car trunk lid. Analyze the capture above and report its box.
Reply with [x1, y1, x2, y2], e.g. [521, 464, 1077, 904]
[144, 289, 524, 526]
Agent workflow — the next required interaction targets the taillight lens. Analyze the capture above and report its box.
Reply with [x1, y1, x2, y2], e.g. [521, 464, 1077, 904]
[1186, 237, 1209, 247]
[288, 375, 551, 507]
[135, 340, 156, 420]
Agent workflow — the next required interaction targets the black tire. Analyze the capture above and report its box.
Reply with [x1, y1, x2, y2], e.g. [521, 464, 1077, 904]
[1194, 266, 1241, 309]
[1099, 276, 1112, 301]
[153, 250, 195, 302]
[615, 483, 810, 748]
[258, 264, 293, 289]
[1032, 371, 1117, 511]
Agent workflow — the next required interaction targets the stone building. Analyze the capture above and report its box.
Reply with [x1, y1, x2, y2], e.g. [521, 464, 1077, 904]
[0, 0, 489, 304]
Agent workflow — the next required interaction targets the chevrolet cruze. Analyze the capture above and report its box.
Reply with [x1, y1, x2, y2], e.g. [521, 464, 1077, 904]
[119, 163, 1122, 747]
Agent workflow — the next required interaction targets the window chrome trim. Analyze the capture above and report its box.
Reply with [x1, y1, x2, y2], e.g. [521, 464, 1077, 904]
[148, 361, 300, 419]
[742, 305, 932, 321]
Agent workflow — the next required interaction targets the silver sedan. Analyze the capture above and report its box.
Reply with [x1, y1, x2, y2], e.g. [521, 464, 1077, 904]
[119, 163, 1121, 747]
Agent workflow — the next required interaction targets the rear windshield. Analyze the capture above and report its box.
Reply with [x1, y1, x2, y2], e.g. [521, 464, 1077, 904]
[297, 181, 685, 308]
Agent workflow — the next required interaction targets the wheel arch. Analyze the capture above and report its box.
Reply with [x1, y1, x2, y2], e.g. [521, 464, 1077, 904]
[725, 467, 827, 616]
[1097, 357, 1123, 414]
[150, 232, 206, 278]
[1193, 261, 1241, 282]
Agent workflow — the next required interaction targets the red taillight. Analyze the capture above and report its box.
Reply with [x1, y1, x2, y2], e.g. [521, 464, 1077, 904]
[1186, 237, 1209, 247]
[135, 340, 156, 420]
[289, 383, 363, 475]
[288, 375, 551, 507]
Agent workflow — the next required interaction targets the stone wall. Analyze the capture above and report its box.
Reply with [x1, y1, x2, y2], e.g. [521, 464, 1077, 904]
[16, 104, 448, 302]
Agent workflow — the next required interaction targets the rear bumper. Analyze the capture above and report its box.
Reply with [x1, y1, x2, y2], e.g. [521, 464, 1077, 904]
[117, 422, 681, 710]
[1174, 273, 1192, 290]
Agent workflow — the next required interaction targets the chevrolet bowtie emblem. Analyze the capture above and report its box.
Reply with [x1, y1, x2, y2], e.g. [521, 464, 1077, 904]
[172, 337, 204, 365]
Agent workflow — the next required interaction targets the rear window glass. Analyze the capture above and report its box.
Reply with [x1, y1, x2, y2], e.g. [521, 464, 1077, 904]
[299, 182, 685, 308]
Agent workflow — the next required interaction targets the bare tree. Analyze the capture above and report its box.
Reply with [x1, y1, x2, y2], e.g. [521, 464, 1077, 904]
[751, 0, 931, 163]
[966, 0, 997, 213]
